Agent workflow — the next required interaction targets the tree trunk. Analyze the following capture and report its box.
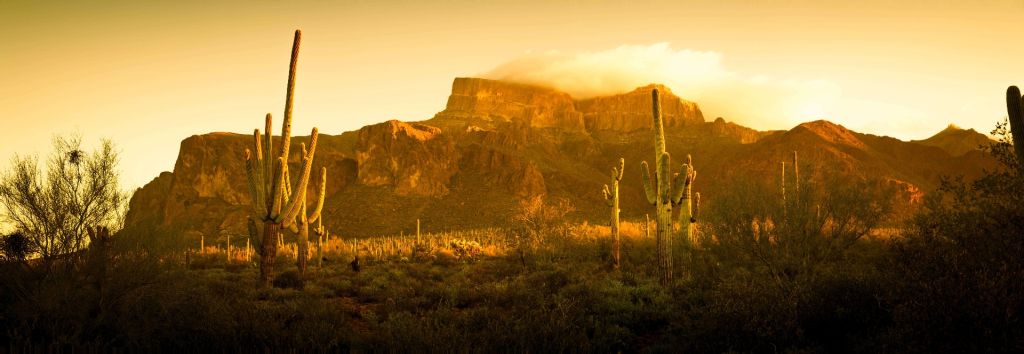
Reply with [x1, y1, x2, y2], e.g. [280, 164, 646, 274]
[260, 222, 280, 285]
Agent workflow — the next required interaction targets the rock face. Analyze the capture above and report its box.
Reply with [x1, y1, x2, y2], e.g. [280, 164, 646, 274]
[123, 77, 998, 240]
[436, 78, 585, 131]
[164, 133, 251, 225]
[577, 84, 704, 132]
[435, 78, 705, 134]
[460, 145, 545, 198]
[355, 120, 458, 196]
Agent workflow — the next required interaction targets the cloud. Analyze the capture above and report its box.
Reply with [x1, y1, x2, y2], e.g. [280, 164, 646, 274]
[482, 43, 842, 131]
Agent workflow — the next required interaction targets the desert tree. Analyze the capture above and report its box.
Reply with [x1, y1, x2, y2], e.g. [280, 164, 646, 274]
[0, 135, 126, 260]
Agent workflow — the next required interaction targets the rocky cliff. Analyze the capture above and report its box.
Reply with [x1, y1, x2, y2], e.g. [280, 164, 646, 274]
[123, 78, 999, 241]
[577, 84, 703, 132]
[356, 120, 458, 196]
[434, 78, 585, 131]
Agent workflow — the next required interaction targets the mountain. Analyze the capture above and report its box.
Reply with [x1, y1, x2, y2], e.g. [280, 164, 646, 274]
[912, 124, 994, 156]
[123, 78, 999, 240]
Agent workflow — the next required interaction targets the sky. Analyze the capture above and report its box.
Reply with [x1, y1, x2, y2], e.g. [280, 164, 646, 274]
[2, 0, 1023, 190]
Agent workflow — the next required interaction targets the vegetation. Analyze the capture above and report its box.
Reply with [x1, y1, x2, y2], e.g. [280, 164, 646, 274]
[1, 38, 1022, 350]
[0, 135, 125, 260]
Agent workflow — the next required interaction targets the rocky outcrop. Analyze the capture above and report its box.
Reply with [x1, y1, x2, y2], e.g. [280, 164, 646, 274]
[163, 133, 250, 224]
[433, 79, 705, 134]
[434, 78, 585, 131]
[460, 144, 545, 198]
[355, 120, 458, 196]
[710, 117, 767, 144]
[577, 84, 704, 132]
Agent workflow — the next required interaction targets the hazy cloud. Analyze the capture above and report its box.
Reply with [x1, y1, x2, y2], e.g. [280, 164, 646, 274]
[482, 43, 842, 131]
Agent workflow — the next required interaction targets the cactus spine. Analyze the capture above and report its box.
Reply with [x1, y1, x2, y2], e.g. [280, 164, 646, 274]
[1006, 86, 1024, 167]
[244, 29, 321, 285]
[602, 158, 625, 270]
[640, 89, 698, 285]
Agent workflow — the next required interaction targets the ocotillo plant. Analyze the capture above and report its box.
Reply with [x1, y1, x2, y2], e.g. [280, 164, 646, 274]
[1006, 86, 1024, 167]
[243, 29, 321, 285]
[640, 89, 698, 285]
[602, 158, 625, 270]
[671, 155, 697, 249]
[288, 161, 326, 275]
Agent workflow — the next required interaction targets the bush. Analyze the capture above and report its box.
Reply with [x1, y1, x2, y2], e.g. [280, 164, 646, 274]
[272, 270, 304, 290]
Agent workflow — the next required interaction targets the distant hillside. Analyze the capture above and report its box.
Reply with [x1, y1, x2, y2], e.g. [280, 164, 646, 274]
[123, 78, 1000, 242]
[912, 124, 994, 156]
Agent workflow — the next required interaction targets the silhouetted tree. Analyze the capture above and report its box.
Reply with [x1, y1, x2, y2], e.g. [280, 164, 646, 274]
[1, 231, 34, 261]
[0, 135, 126, 259]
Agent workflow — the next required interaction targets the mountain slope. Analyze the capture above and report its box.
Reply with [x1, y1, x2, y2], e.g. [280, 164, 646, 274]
[123, 78, 999, 241]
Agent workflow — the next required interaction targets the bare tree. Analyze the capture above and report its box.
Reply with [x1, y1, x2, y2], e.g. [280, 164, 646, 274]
[0, 135, 126, 259]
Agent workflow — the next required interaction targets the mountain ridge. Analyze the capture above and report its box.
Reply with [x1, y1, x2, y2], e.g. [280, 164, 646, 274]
[123, 78, 1000, 241]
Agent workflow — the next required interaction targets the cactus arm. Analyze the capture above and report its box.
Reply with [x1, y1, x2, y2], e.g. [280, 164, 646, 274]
[603, 184, 614, 207]
[615, 158, 624, 181]
[640, 161, 657, 205]
[1007, 86, 1024, 166]
[657, 152, 671, 204]
[270, 157, 286, 217]
[667, 168, 684, 204]
[245, 150, 264, 217]
[278, 129, 318, 224]
[308, 167, 327, 224]
[263, 114, 274, 209]
[251, 129, 267, 215]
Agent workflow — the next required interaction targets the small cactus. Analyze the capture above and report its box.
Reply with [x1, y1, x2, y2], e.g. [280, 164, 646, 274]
[602, 158, 625, 270]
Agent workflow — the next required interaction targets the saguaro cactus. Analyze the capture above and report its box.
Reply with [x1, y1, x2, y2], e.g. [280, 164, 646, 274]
[290, 162, 326, 275]
[640, 89, 699, 285]
[1006, 86, 1024, 167]
[672, 155, 697, 248]
[244, 29, 321, 285]
[792, 151, 800, 197]
[314, 217, 328, 269]
[602, 158, 625, 270]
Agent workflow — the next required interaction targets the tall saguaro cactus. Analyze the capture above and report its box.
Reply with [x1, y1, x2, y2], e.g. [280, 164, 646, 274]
[1006, 86, 1024, 167]
[602, 158, 625, 270]
[244, 29, 321, 285]
[640, 89, 698, 285]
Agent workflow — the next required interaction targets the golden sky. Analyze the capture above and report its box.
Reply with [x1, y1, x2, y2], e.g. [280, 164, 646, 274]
[2, 0, 1023, 189]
